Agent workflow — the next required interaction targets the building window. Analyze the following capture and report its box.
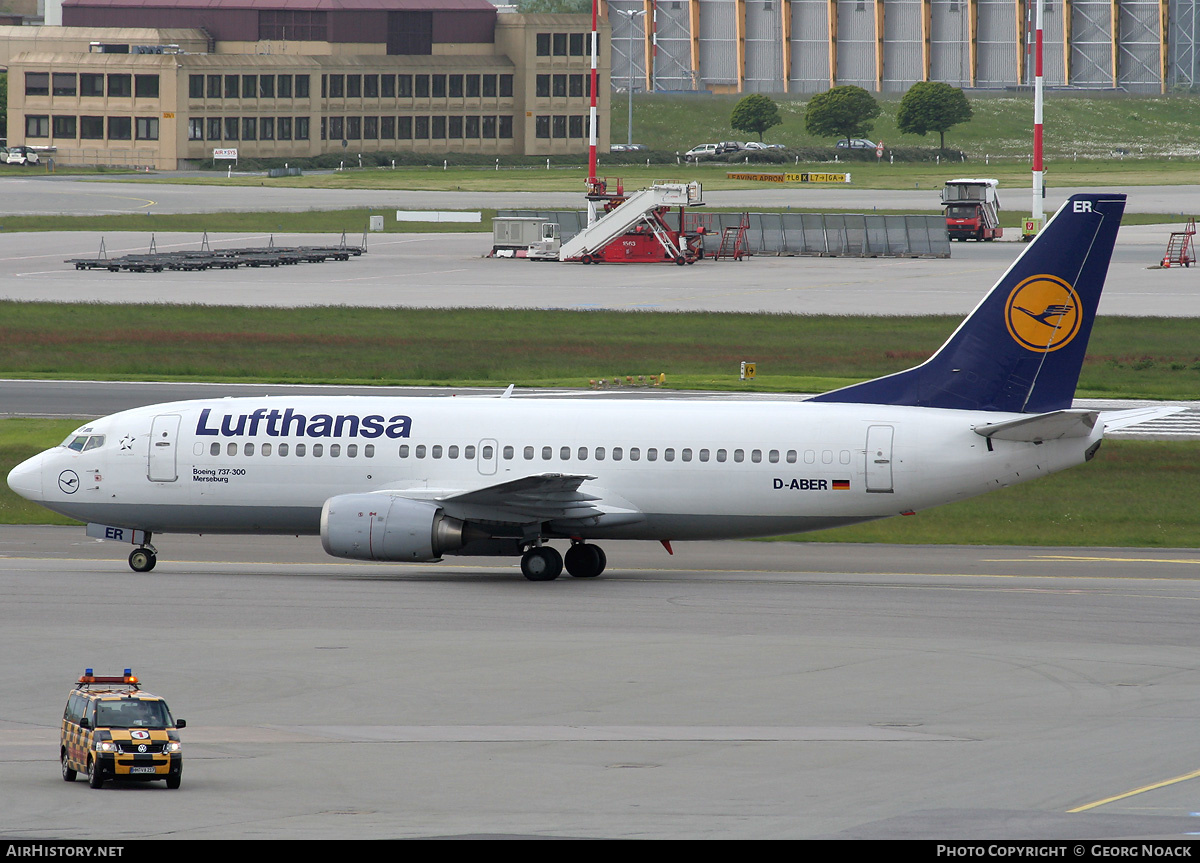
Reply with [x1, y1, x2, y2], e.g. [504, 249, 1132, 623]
[108, 75, 132, 98]
[108, 116, 132, 140]
[398, 75, 412, 98]
[80, 115, 104, 139]
[242, 75, 257, 99]
[278, 75, 292, 98]
[536, 33, 551, 56]
[414, 115, 429, 138]
[482, 75, 496, 97]
[189, 75, 204, 99]
[225, 116, 240, 140]
[569, 114, 584, 138]
[188, 117, 204, 140]
[569, 75, 584, 98]
[553, 33, 568, 56]
[207, 75, 222, 98]
[207, 117, 222, 140]
[364, 75, 378, 98]
[328, 74, 344, 98]
[535, 115, 550, 138]
[259, 10, 328, 41]
[553, 115, 566, 138]
[465, 115, 479, 138]
[26, 115, 50, 137]
[414, 75, 429, 98]
[81, 74, 105, 97]
[536, 75, 550, 98]
[53, 115, 77, 138]
[448, 115, 462, 138]
[499, 115, 513, 138]
[381, 75, 396, 98]
[346, 116, 361, 139]
[260, 117, 275, 140]
[295, 116, 310, 139]
[380, 116, 395, 138]
[431, 75, 446, 98]
[53, 73, 78, 97]
[448, 75, 463, 98]
[329, 116, 344, 140]
[465, 75, 480, 98]
[260, 75, 275, 98]
[25, 72, 49, 97]
[135, 75, 159, 98]
[364, 115, 378, 138]
[481, 115, 496, 138]
[295, 75, 310, 98]
[570, 32, 586, 56]
[397, 116, 412, 138]
[225, 75, 239, 99]
[242, 117, 257, 140]
[278, 116, 292, 139]
[553, 75, 567, 97]
[499, 75, 513, 98]
[346, 75, 361, 98]
[431, 115, 445, 138]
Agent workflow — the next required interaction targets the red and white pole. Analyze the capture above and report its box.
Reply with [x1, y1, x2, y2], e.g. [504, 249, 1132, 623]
[1032, 0, 1044, 224]
[586, 0, 600, 222]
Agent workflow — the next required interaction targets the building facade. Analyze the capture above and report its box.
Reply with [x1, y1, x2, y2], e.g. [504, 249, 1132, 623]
[606, 0, 1199, 95]
[3, 1, 611, 168]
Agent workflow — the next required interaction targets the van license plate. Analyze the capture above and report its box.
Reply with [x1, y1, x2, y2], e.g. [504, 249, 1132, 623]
[130, 766, 156, 774]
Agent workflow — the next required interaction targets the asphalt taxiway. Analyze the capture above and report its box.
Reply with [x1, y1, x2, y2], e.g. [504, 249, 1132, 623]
[3, 529, 1200, 839]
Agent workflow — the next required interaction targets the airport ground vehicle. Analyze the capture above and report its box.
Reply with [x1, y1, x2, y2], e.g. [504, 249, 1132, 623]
[6, 146, 40, 165]
[942, 178, 1003, 241]
[60, 669, 185, 789]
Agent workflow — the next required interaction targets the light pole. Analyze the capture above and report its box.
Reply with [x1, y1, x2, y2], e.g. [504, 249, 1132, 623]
[614, 8, 645, 148]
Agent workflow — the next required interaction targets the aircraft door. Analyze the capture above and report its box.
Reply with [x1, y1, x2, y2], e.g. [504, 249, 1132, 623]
[148, 414, 182, 482]
[477, 438, 498, 476]
[865, 425, 894, 493]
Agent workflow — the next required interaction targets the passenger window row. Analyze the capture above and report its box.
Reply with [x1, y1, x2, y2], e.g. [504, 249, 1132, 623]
[206, 441, 375, 458]
[397, 444, 854, 465]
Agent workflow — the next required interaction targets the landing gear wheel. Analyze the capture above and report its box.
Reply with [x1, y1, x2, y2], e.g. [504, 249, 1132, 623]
[87, 758, 104, 789]
[565, 543, 606, 578]
[129, 548, 156, 573]
[521, 546, 563, 581]
[62, 750, 76, 782]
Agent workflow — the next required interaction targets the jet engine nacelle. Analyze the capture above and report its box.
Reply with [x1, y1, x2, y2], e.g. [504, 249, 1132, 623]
[320, 494, 473, 562]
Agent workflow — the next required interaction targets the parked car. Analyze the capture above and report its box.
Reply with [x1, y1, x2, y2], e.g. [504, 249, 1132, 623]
[716, 141, 746, 154]
[684, 143, 718, 161]
[610, 143, 647, 152]
[6, 146, 40, 165]
[743, 142, 786, 150]
[834, 138, 876, 150]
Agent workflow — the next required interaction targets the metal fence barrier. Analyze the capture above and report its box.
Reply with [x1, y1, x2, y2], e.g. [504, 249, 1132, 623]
[498, 210, 950, 258]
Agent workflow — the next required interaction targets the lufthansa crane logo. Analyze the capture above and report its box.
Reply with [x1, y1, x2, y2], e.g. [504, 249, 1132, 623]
[58, 470, 80, 495]
[1004, 274, 1082, 353]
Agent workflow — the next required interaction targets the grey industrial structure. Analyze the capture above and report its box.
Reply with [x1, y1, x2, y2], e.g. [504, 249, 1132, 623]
[609, 0, 1199, 94]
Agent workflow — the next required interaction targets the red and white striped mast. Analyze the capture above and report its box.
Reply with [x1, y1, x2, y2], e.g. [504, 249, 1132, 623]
[1031, 0, 1045, 230]
[586, 0, 601, 224]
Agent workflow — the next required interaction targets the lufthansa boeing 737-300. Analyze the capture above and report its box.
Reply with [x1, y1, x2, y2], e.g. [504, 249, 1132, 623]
[6, 193, 1171, 580]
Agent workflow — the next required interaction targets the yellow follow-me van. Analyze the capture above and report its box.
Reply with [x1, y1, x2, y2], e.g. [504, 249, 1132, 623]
[61, 669, 185, 789]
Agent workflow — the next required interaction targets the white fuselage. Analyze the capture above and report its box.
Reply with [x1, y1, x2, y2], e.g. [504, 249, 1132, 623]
[10, 395, 1100, 543]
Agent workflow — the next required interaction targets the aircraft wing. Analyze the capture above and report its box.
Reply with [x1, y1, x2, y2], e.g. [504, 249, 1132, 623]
[385, 473, 617, 525]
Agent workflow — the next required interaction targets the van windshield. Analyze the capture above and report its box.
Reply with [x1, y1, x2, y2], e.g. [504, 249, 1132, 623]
[94, 698, 174, 729]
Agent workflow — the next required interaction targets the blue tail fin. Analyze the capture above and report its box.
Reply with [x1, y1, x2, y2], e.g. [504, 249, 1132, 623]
[810, 193, 1126, 413]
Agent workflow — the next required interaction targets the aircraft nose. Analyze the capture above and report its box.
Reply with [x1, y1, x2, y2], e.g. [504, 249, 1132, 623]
[6, 451, 46, 502]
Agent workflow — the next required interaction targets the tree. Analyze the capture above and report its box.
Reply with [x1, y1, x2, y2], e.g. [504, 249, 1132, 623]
[730, 94, 782, 141]
[804, 85, 881, 146]
[896, 81, 973, 150]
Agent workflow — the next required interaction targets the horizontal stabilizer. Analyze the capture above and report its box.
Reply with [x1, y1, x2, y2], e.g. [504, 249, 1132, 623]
[1101, 406, 1186, 432]
[973, 410, 1099, 442]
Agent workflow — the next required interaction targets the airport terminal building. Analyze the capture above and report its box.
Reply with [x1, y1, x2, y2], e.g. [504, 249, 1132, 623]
[3, 0, 612, 169]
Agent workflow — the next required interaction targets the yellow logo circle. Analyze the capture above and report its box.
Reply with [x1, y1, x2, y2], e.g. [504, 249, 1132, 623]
[1004, 275, 1082, 353]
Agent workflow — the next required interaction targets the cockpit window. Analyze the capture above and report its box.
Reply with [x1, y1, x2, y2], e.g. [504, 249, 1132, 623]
[63, 434, 105, 452]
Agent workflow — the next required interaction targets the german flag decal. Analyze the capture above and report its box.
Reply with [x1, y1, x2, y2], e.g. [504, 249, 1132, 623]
[832, 480, 850, 490]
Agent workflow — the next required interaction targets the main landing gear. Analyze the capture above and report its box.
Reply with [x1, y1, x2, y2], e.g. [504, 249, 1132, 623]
[128, 538, 157, 573]
[519, 541, 607, 581]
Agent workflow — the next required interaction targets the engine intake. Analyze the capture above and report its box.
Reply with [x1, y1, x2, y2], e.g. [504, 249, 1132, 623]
[320, 494, 479, 562]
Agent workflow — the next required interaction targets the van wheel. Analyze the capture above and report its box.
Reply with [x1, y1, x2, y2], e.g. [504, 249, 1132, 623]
[61, 750, 76, 782]
[87, 758, 104, 789]
[166, 774, 181, 790]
